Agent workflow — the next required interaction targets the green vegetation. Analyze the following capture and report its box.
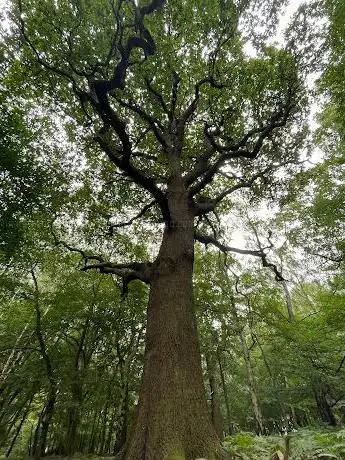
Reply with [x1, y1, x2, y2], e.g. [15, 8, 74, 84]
[1, 0, 345, 458]
[225, 428, 345, 459]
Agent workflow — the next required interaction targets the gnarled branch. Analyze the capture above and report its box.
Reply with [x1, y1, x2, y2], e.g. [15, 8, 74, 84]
[95, 130, 170, 222]
[195, 231, 284, 281]
[181, 76, 225, 123]
[187, 97, 296, 196]
[114, 96, 167, 149]
[54, 235, 152, 293]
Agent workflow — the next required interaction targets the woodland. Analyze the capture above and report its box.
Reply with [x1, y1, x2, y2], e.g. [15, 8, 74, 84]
[0, 0, 345, 459]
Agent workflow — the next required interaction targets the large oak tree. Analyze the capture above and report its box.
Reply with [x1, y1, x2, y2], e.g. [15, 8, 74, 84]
[5, 0, 310, 458]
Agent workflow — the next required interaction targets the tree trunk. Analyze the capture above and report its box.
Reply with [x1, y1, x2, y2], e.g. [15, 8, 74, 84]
[231, 300, 264, 435]
[239, 328, 264, 435]
[314, 386, 337, 426]
[281, 281, 295, 323]
[88, 408, 101, 454]
[32, 390, 56, 460]
[123, 178, 227, 459]
[28, 268, 57, 459]
[216, 348, 233, 436]
[65, 379, 83, 458]
[205, 352, 224, 441]
[65, 402, 81, 458]
[113, 382, 129, 454]
[5, 393, 34, 458]
[98, 400, 110, 454]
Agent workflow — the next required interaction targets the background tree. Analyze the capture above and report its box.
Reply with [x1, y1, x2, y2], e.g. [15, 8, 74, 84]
[0, 0, 335, 458]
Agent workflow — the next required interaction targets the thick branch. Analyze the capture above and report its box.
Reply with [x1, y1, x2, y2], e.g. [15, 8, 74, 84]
[95, 131, 170, 222]
[194, 166, 272, 216]
[195, 232, 262, 257]
[114, 96, 167, 148]
[195, 232, 284, 281]
[91, 0, 165, 106]
[181, 76, 225, 123]
[188, 100, 295, 196]
[81, 261, 152, 294]
[54, 234, 152, 291]
[54, 239, 104, 265]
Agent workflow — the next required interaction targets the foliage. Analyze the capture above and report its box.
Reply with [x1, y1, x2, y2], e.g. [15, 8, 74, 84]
[224, 428, 345, 460]
[0, 0, 345, 457]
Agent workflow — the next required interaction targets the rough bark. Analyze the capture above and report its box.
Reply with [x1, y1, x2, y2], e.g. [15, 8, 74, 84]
[123, 177, 227, 459]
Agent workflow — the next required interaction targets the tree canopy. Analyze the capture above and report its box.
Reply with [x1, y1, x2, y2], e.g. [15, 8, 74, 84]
[0, 0, 345, 459]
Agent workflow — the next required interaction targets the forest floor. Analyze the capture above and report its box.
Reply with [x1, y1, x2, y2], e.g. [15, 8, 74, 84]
[3, 428, 345, 460]
[224, 427, 345, 459]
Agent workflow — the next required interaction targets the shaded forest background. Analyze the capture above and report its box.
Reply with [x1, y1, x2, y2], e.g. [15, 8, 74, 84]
[1, 0, 345, 458]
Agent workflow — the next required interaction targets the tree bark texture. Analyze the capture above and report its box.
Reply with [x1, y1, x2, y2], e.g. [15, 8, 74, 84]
[123, 178, 227, 459]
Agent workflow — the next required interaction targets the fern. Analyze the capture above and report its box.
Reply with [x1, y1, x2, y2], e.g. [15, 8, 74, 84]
[223, 428, 345, 460]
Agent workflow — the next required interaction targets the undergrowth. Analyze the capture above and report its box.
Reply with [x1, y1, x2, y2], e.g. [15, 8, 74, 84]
[224, 427, 345, 459]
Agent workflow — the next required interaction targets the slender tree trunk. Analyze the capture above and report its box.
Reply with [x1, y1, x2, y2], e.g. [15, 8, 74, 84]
[88, 408, 101, 453]
[31, 268, 57, 460]
[65, 401, 81, 458]
[313, 386, 337, 426]
[104, 408, 117, 454]
[114, 325, 141, 455]
[239, 328, 264, 435]
[205, 352, 224, 441]
[0, 388, 21, 429]
[98, 401, 110, 454]
[123, 178, 227, 459]
[2, 398, 27, 444]
[281, 281, 295, 323]
[113, 382, 129, 454]
[65, 379, 83, 458]
[5, 393, 34, 457]
[28, 423, 34, 457]
[216, 348, 233, 436]
[65, 319, 89, 457]
[0, 320, 30, 383]
[33, 390, 56, 460]
[231, 300, 264, 435]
